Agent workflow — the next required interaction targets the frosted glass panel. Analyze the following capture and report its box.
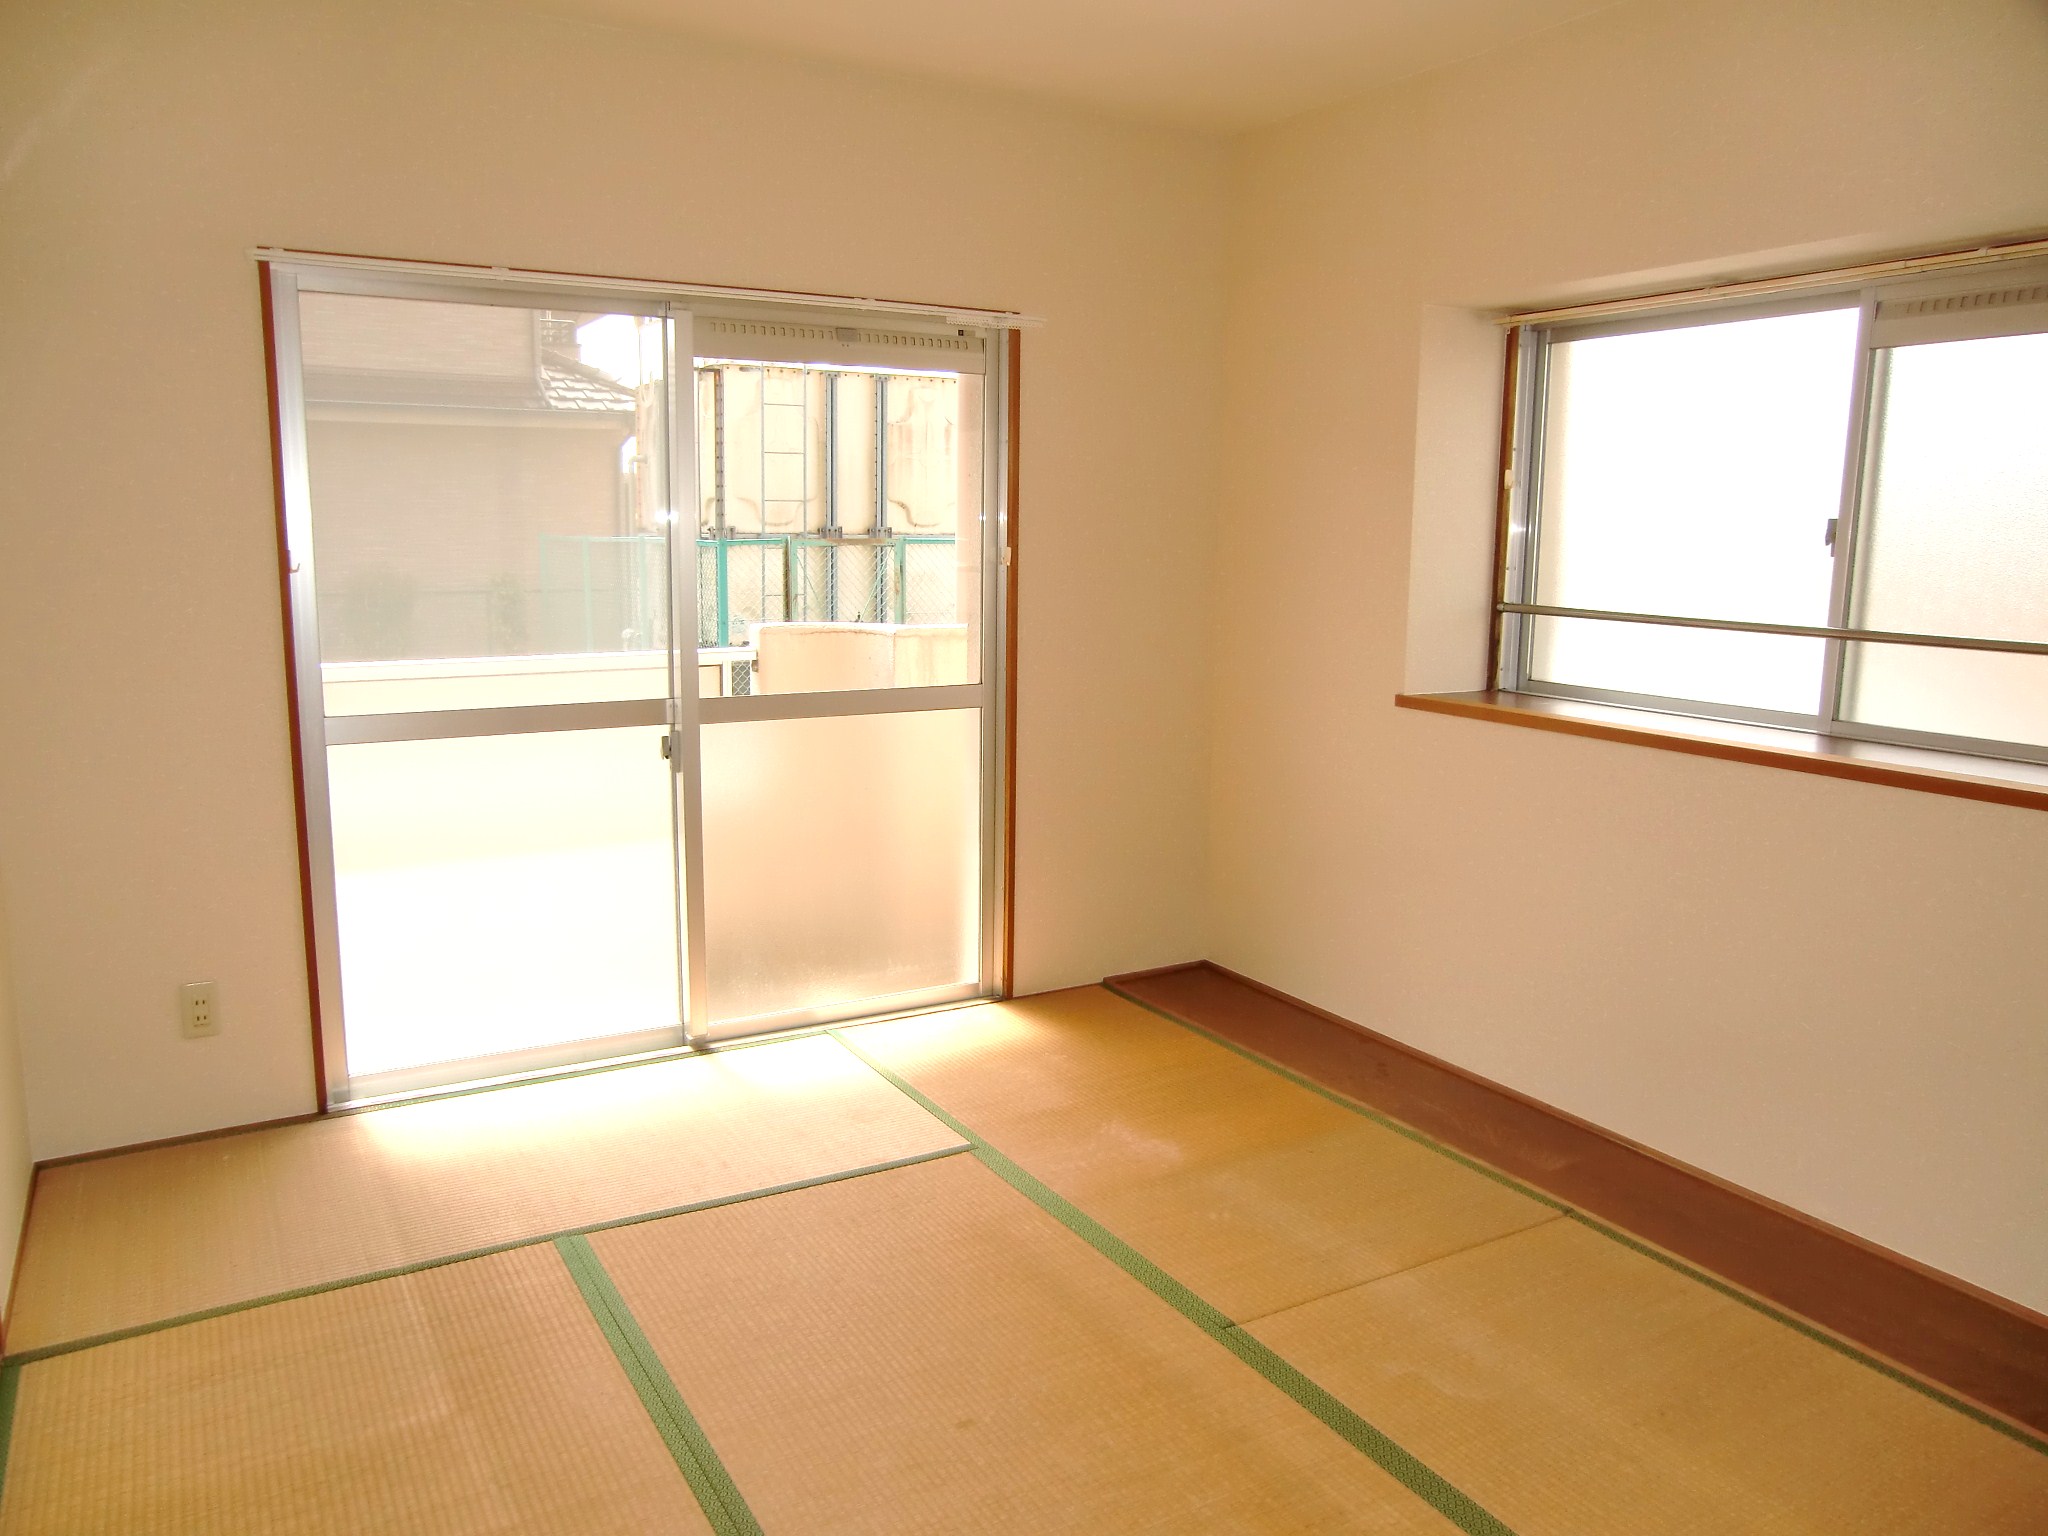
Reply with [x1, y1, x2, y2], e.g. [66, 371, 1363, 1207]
[1531, 616, 1825, 715]
[1534, 309, 1858, 625]
[297, 293, 671, 714]
[692, 362, 982, 697]
[702, 709, 980, 1026]
[1852, 333, 2048, 644]
[327, 728, 679, 1078]
[1842, 645, 2048, 750]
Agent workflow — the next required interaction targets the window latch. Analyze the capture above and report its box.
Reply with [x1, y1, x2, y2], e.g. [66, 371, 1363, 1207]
[1824, 517, 1840, 550]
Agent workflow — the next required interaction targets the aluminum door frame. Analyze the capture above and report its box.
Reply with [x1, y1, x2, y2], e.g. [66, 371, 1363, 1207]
[271, 263, 1011, 1101]
[270, 263, 690, 1105]
[678, 321, 1009, 1045]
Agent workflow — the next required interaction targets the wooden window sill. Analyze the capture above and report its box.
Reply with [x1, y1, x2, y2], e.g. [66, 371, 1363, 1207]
[1394, 691, 2048, 813]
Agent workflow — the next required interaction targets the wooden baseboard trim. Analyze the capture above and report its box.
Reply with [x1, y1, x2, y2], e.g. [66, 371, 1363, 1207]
[33, 1111, 327, 1172]
[1105, 959, 2048, 1439]
[1097, 959, 1208, 985]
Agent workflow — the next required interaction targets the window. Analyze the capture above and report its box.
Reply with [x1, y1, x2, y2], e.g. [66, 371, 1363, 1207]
[266, 256, 1013, 1099]
[1498, 253, 2048, 766]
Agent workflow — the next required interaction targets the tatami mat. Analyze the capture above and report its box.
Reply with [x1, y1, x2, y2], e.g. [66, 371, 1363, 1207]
[591, 1152, 1464, 1534]
[1247, 1217, 2048, 1534]
[11, 986, 2034, 1534]
[11, 1034, 962, 1352]
[0, 1244, 714, 1535]
[840, 988, 1557, 1321]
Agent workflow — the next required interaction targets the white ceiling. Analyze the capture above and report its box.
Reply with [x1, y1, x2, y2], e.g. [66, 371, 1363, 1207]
[524, 0, 1611, 131]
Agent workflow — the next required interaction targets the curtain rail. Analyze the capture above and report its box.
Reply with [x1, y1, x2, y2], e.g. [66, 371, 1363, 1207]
[1499, 236, 2048, 327]
[253, 247, 1042, 329]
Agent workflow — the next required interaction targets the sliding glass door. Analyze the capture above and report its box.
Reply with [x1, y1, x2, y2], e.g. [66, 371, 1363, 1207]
[688, 321, 997, 1040]
[269, 263, 1005, 1101]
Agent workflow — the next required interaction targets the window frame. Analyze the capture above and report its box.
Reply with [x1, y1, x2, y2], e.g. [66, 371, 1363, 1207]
[261, 251, 1021, 1107]
[1494, 256, 2048, 769]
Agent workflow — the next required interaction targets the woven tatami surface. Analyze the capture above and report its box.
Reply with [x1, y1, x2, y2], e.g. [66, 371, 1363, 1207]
[1248, 1216, 2048, 1533]
[3, 986, 2041, 1533]
[592, 1152, 1460, 1533]
[0, 1245, 714, 1535]
[840, 988, 1557, 1321]
[11, 1033, 962, 1352]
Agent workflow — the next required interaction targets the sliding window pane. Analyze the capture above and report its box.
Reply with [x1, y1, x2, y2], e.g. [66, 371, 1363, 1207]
[326, 728, 679, 1079]
[701, 709, 980, 1027]
[1850, 332, 2048, 645]
[298, 294, 670, 714]
[1530, 616, 1826, 716]
[1842, 644, 2048, 752]
[1534, 309, 1858, 629]
[1841, 333, 2048, 749]
[693, 360, 982, 696]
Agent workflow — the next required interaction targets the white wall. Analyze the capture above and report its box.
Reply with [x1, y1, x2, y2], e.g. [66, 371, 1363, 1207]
[8, 0, 2042, 1315]
[0, 0, 1227, 1157]
[1212, 0, 2048, 1309]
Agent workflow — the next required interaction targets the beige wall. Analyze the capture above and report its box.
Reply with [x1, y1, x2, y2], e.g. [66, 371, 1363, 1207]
[6, 0, 2043, 1314]
[0, 0, 1227, 1157]
[1212, 0, 2048, 1310]
[0, 863, 34, 1316]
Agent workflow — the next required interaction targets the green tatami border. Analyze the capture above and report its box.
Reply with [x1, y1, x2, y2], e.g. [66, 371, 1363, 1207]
[556, 1234, 763, 1536]
[827, 1027, 1521, 1536]
[1102, 979, 2048, 1457]
[1103, 982, 1571, 1210]
[44, 1005, 962, 1169]
[1, 1142, 969, 1368]
[0, 1360, 20, 1519]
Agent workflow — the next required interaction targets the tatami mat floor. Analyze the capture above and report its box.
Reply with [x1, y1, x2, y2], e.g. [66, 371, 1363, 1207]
[9, 1033, 963, 1355]
[1, 987, 2043, 1533]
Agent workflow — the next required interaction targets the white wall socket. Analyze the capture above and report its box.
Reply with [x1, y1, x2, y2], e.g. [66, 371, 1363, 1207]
[180, 981, 221, 1039]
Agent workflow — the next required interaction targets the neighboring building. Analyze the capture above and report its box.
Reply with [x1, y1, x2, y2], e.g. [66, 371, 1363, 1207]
[299, 293, 969, 689]
[301, 296, 653, 663]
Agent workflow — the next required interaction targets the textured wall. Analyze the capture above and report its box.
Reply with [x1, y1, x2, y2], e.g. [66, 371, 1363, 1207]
[1211, 0, 2048, 1308]
[0, 0, 1227, 1156]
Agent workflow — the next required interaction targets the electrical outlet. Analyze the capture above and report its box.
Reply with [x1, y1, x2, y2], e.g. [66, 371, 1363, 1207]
[180, 981, 221, 1039]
